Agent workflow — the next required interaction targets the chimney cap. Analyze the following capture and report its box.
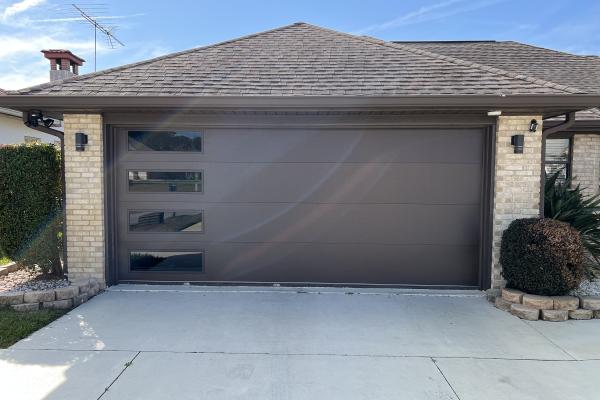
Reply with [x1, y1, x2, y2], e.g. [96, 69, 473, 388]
[41, 49, 85, 65]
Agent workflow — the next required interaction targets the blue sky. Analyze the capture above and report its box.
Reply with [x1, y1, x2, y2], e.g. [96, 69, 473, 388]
[0, 0, 599, 89]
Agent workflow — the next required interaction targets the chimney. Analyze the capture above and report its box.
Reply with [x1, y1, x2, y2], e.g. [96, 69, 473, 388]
[41, 50, 85, 81]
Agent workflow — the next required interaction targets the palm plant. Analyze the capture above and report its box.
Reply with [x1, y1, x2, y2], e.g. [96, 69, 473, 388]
[544, 171, 600, 273]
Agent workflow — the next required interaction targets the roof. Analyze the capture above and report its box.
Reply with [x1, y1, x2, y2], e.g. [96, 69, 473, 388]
[11, 23, 582, 97]
[397, 41, 600, 121]
[397, 40, 600, 93]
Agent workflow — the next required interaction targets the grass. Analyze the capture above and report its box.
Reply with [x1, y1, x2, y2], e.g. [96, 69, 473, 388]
[0, 256, 11, 266]
[0, 307, 66, 348]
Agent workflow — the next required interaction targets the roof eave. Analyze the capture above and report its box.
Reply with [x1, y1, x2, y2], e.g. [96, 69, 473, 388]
[0, 94, 599, 115]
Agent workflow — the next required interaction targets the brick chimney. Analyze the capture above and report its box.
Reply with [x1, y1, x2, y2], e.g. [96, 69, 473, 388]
[41, 50, 85, 81]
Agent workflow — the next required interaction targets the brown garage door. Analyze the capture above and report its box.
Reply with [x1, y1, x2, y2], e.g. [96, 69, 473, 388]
[114, 127, 485, 287]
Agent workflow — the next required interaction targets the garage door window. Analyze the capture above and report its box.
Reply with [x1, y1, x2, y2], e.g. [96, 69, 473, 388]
[129, 210, 203, 233]
[128, 171, 203, 192]
[128, 131, 203, 152]
[130, 251, 204, 272]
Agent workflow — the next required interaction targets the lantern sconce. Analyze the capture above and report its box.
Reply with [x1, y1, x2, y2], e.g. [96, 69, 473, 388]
[529, 119, 538, 132]
[75, 132, 88, 151]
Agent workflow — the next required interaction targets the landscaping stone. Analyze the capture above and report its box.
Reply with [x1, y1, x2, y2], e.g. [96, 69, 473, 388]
[43, 299, 73, 310]
[495, 297, 513, 311]
[522, 294, 554, 310]
[0, 268, 7, 276]
[23, 289, 55, 303]
[594, 310, 600, 319]
[6, 262, 19, 273]
[55, 286, 79, 300]
[580, 296, 600, 311]
[98, 281, 107, 290]
[569, 309, 593, 320]
[501, 288, 524, 303]
[12, 302, 39, 312]
[510, 304, 540, 321]
[73, 293, 89, 306]
[541, 309, 568, 322]
[74, 280, 91, 294]
[0, 292, 24, 306]
[552, 296, 579, 310]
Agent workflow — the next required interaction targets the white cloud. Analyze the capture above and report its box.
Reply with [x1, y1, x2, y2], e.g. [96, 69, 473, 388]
[0, 34, 95, 58]
[354, 0, 504, 34]
[1, 0, 45, 20]
[0, 59, 47, 89]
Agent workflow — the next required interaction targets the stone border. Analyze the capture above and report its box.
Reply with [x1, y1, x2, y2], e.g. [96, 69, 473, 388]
[0, 262, 19, 276]
[0, 277, 105, 311]
[494, 288, 600, 321]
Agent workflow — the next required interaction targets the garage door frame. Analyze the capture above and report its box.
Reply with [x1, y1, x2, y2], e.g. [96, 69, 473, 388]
[103, 112, 496, 289]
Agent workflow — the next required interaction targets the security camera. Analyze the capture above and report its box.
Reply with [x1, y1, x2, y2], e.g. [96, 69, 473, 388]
[25, 110, 43, 127]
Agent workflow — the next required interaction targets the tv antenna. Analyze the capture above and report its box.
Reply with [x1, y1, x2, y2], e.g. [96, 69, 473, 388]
[71, 3, 125, 71]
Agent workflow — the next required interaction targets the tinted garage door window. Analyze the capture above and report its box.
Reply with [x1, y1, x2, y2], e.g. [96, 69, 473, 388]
[115, 128, 484, 287]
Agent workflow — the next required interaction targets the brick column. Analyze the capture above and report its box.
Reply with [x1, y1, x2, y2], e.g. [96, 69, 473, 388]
[572, 134, 600, 197]
[491, 115, 543, 289]
[63, 114, 105, 283]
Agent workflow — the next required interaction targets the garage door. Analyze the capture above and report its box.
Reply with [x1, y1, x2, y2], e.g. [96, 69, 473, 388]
[114, 127, 485, 287]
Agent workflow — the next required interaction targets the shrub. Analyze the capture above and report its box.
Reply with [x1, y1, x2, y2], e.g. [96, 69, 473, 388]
[0, 144, 62, 275]
[500, 218, 585, 296]
[545, 171, 600, 271]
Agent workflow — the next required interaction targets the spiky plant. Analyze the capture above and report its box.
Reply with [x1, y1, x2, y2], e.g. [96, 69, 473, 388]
[544, 171, 600, 274]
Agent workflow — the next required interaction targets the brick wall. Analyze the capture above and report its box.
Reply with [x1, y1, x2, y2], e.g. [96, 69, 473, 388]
[63, 114, 105, 283]
[572, 134, 600, 197]
[491, 115, 543, 289]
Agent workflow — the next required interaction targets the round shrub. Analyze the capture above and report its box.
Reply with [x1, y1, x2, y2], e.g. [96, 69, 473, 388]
[500, 218, 585, 296]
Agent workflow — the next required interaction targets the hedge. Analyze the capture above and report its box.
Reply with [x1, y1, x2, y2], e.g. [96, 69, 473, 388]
[0, 144, 62, 275]
[500, 218, 585, 296]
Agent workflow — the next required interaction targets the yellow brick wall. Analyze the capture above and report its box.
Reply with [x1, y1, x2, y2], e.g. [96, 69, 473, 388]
[491, 115, 543, 289]
[63, 114, 105, 283]
[572, 134, 600, 197]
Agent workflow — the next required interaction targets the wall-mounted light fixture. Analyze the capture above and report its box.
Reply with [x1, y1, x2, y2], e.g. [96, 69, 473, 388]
[75, 132, 88, 151]
[529, 119, 538, 132]
[511, 134, 524, 154]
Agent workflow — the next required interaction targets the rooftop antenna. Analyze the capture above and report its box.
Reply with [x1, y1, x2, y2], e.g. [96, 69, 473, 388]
[71, 3, 125, 71]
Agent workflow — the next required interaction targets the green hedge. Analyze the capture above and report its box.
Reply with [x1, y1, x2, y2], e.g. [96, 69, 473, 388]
[0, 144, 62, 275]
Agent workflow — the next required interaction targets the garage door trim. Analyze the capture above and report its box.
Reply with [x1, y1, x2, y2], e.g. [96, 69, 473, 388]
[103, 117, 495, 290]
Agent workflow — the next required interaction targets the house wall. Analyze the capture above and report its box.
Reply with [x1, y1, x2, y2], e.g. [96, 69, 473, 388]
[0, 112, 58, 145]
[572, 134, 600, 197]
[59, 112, 546, 289]
[63, 114, 105, 283]
[491, 115, 543, 289]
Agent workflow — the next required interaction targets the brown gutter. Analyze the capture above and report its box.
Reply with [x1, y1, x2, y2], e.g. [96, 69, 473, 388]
[1, 95, 600, 112]
[539, 111, 577, 215]
[21, 113, 68, 276]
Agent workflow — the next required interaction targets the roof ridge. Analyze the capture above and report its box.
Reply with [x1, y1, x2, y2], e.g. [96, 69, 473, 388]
[12, 22, 305, 95]
[294, 23, 583, 95]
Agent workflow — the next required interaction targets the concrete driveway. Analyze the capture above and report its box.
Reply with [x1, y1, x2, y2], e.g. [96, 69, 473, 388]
[1, 285, 598, 400]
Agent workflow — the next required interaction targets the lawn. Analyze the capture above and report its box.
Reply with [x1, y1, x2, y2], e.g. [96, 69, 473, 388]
[0, 307, 66, 348]
[0, 256, 11, 265]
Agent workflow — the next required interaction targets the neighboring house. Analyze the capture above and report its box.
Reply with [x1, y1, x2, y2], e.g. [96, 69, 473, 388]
[0, 23, 599, 290]
[0, 90, 61, 145]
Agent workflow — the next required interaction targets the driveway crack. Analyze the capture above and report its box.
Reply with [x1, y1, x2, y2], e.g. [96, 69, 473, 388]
[97, 351, 141, 399]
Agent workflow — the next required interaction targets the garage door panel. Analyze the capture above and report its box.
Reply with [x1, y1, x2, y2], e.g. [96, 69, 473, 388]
[118, 128, 484, 164]
[115, 126, 486, 287]
[118, 242, 479, 286]
[120, 203, 480, 245]
[119, 163, 482, 205]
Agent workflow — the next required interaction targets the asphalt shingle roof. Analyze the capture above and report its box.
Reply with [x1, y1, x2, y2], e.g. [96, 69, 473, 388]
[398, 40, 600, 93]
[398, 41, 600, 119]
[12, 23, 580, 97]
